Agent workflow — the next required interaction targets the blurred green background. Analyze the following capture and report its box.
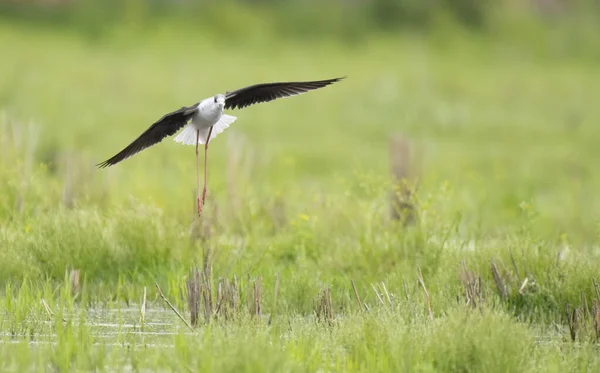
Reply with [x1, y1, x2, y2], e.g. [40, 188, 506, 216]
[1, 1, 600, 371]
[1, 0, 600, 278]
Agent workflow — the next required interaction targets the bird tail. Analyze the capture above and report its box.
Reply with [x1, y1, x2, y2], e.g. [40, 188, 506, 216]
[173, 114, 237, 145]
[208, 114, 237, 142]
[173, 124, 198, 145]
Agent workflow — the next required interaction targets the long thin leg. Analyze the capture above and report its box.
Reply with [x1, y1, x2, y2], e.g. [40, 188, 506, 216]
[196, 129, 201, 215]
[200, 126, 214, 211]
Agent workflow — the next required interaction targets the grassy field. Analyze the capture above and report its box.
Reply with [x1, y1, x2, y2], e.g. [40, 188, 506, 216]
[1, 18, 600, 371]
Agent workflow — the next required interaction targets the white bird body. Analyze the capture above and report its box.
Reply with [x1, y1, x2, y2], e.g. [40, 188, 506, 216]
[173, 94, 237, 146]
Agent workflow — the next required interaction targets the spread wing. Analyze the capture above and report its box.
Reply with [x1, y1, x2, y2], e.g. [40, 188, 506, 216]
[224, 77, 345, 110]
[96, 103, 199, 168]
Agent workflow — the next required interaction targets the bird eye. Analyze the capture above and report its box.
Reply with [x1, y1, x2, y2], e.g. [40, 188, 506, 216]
[214, 97, 217, 103]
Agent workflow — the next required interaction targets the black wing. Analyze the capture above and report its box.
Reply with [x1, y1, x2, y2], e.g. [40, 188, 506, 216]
[224, 77, 345, 110]
[96, 103, 198, 168]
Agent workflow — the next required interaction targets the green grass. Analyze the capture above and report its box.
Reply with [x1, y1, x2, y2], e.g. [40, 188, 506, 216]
[1, 18, 600, 372]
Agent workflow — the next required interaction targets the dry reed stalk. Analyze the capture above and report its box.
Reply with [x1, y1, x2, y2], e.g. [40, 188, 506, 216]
[581, 292, 589, 319]
[201, 266, 213, 324]
[246, 276, 263, 318]
[315, 287, 334, 325]
[273, 272, 280, 313]
[226, 277, 237, 317]
[69, 269, 80, 295]
[565, 303, 585, 342]
[41, 299, 54, 320]
[371, 282, 394, 312]
[178, 283, 186, 315]
[139, 286, 147, 329]
[388, 134, 419, 226]
[459, 262, 483, 308]
[593, 279, 600, 342]
[417, 266, 433, 319]
[490, 260, 507, 300]
[350, 280, 365, 312]
[372, 284, 385, 307]
[233, 274, 238, 310]
[186, 266, 201, 327]
[252, 276, 262, 317]
[41, 299, 66, 322]
[571, 306, 581, 342]
[509, 247, 521, 282]
[215, 279, 223, 316]
[592, 300, 600, 341]
[202, 243, 211, 275]
[593, 278, 600, 302]
[155, 282, 194, 331]
[214, 277, 239, 320]
[381, 282, 393, 310]
[559, 283, 600, 344]
[518, 278, 529, 294]
[564, 303, 573, 341]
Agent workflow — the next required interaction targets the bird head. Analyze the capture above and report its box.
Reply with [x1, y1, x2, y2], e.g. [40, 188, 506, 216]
[213, 94, 225, 108]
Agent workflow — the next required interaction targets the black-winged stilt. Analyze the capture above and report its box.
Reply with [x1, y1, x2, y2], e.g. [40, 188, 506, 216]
[97, 77, 345, 215]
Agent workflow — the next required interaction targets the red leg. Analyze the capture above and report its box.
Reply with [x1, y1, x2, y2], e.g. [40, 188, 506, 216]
[200, 126, 214, 210]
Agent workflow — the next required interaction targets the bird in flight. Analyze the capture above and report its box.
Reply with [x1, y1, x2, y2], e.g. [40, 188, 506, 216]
[97, 76, 345, 216]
